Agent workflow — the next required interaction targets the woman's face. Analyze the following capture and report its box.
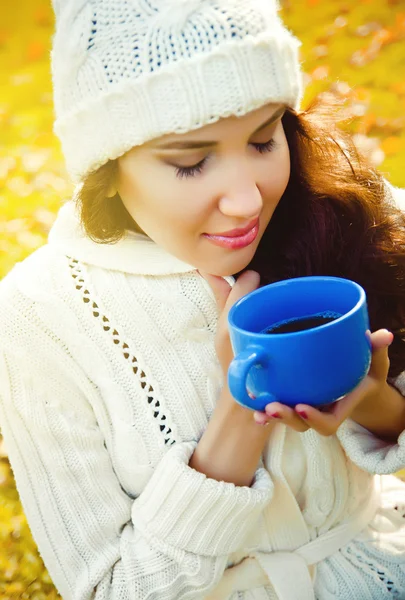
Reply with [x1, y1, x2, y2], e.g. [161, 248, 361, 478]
[116, 102, 291, 276]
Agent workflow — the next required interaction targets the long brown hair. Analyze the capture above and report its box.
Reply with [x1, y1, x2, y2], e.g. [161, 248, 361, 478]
[76, 98, 405, 377]
[248, 99, 405, 377]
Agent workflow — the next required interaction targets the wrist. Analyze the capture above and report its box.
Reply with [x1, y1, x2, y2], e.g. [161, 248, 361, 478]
[351, 382, 405, 442]
[189, 386, 274, 486]
[218, 386, 269, 432]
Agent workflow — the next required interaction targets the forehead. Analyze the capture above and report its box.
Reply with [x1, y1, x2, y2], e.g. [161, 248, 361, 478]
[149, 102, 284, 146]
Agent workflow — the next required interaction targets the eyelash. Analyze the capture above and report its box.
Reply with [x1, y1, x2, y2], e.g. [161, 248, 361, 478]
[174, 138, 278, 179]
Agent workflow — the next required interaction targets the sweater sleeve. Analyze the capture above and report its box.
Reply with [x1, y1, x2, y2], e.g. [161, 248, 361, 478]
[0, 337, 273, 600]
[336, 371, 405, 475]
[336, 419, 405, 475]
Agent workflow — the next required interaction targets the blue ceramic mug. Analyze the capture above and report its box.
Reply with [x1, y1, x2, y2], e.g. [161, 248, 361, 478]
[227, 276, 372, 411]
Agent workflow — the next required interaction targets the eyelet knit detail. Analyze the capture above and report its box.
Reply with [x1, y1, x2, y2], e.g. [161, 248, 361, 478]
[67, 256, 176, 446]
[342, 544, 401, 596]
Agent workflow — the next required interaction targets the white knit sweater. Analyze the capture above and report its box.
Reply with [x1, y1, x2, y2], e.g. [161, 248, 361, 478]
[0, 191, 405, 600]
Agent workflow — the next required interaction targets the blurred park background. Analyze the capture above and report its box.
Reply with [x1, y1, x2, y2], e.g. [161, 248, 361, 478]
[0, 0, 405, 597]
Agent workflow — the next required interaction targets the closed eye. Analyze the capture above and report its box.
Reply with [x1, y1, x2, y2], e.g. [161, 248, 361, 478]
[174, 157, 208, 179]
[251, 138, 277, 154]
[174, 137, 278, 179]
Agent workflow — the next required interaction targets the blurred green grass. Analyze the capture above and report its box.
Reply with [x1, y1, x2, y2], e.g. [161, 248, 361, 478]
[0, 0, 404, 597]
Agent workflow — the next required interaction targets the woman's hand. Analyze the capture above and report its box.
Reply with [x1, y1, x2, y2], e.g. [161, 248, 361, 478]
[198, 270, 261, 377]
[192, 270, 273, 487]
[253, 329, 394, 436]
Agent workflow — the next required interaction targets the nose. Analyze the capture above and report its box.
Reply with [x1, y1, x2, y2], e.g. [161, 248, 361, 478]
[218, 168, 263, 219]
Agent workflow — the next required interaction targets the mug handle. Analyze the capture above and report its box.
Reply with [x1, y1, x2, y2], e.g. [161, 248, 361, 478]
[228, 346, 277, 411]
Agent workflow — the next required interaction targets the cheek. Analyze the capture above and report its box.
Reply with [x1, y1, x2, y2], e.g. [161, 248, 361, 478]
[117, 158, 208, 243]
[134, 173, 207, 232]
[143, 170, 210, 225]
[119, 166, 175, 218]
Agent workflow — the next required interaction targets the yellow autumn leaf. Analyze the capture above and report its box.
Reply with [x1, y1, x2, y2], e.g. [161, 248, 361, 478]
[380, 135, 405, 156]
[390, 81, 405, 96]
[311, 65, 330, 80]
[352, 87, 371, 103]
[26, 40, 46, 62]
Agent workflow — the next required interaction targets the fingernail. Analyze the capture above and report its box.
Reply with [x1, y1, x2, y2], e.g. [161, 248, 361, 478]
[254, 416, 269, 426]
[253, 412, 266, 423]
[296, 410, 308, 419]
[267, 412, 281, 419]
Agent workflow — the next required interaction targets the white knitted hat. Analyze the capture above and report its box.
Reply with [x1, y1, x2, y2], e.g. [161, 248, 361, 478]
[51, 0, 303, 183]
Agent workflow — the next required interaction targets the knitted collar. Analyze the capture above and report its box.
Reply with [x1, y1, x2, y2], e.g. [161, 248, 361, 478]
[48, 200, 197, 275]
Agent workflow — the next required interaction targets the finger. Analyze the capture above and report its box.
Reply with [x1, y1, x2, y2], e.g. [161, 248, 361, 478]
[369, 328, 393, 351]
[294, 375, 378, 435]
[223, 270, 260, 316]
[198, 271, 232, 312]
[294, 403, 344, 436]
[368, 329, 393, 380]
[263, 402, 310, 433]
[253, 411, 271, 425]
[199, 270, 260, 317]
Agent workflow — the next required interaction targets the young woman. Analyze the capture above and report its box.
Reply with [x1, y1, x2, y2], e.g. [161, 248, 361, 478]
[0, 1, 404, 598]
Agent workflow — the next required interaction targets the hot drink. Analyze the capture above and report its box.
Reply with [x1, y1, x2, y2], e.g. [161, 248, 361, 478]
[228, 276, 370, 410]
[264, 311, 341, 334]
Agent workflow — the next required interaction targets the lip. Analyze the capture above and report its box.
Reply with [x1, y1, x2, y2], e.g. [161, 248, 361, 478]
[202, 218, 260, 250]
[212, 218, 259, 238]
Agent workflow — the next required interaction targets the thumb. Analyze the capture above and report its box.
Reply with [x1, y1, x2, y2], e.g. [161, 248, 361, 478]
[198, 270, 260, 316]
[198, 271, 233, 313]
[369, 328, 394, 351]
[368, 329, 393, 379]
[223, 270, 260, 316]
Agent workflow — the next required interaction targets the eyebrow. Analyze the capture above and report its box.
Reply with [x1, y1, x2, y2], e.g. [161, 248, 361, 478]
[154, 107, 286, 151]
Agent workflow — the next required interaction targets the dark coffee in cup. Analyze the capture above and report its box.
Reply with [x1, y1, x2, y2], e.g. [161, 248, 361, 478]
[264, 311, 342, 334]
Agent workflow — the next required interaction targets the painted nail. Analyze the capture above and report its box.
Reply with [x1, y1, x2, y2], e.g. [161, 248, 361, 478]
[297, 410, 308, 419]
[255, 419, 270, 426]
[267, 412, 281, 419]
